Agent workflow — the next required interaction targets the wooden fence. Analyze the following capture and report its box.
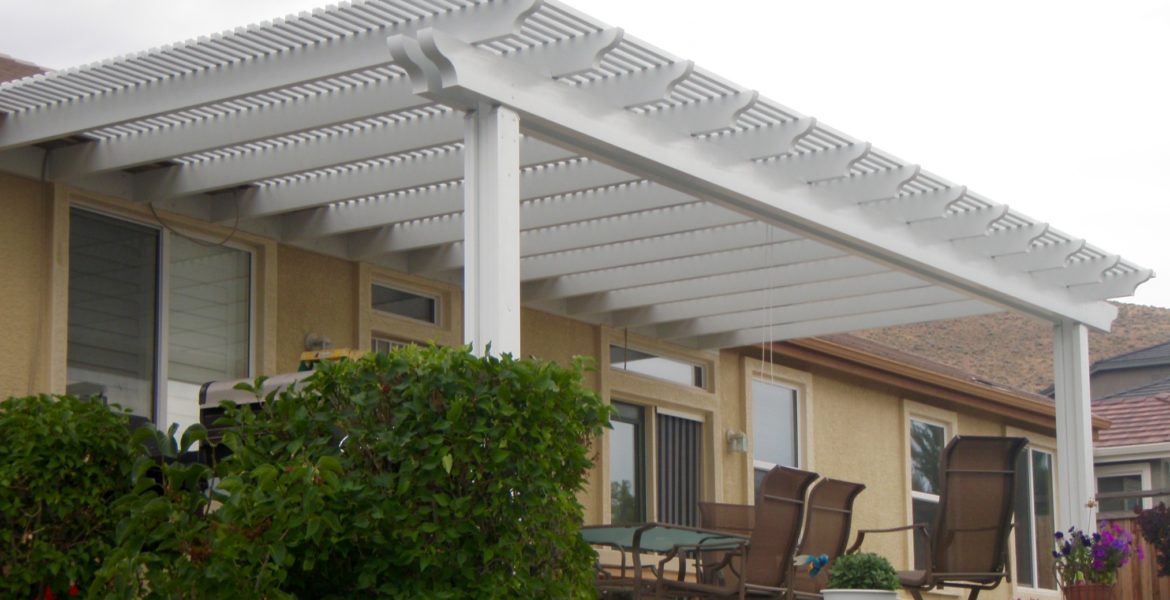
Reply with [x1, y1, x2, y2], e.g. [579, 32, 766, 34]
[1102, 515, 1170, 600]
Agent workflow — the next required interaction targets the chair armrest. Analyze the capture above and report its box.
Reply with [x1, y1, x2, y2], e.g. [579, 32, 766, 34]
[847, 523, 927, 554]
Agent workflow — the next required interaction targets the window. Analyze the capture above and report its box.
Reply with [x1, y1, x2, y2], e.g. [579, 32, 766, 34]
[371, 336, 409, 354]
[608, 402, 703, 526]
[67, 208, 251, 431]
[610, 402, 645, 524]
[909, 418, 947, 570]
[1014, 447, 1057, 590]
[610, 345, 706, 389]
[1096, 464, 1151, 514]
[752, 379, 798, 492]
[371, 282, 438, 324]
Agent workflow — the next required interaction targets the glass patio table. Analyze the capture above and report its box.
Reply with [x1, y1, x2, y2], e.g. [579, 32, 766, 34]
[582, 522, 747, 598]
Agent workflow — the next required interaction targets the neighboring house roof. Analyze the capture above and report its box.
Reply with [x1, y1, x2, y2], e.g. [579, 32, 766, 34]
[763, 334, 1110, 433]
[1092, 391, 1170, 448]
[0, 0, 1151, 347]
[1091, 340, 1170, 374]
[0, 53, 45, 83]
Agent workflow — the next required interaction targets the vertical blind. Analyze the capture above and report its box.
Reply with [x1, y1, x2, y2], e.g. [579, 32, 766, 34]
[657, 413, 702, 526]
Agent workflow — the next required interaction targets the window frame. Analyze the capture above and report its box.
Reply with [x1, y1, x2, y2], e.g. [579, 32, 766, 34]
[902, 400, 957, 571]
[357, 264, 459, 350]
[1006, 426, 1060, 598]
[599, 328, 718, 524]
[744, 358, 813, 498]
[1096, 462, 1152, 515]
[65, 201, 262, 430]
[608, 343, 709, 390]
[609, 400, 648, 524]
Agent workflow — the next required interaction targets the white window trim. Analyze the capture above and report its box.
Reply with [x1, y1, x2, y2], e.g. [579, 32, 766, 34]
[370, 280, 442, 326]
[68, 202, 258, 428]
[608, 343, 709, 391]
[1006, 426, 1060, 599]
[902, 400, 957, 571]
[744, 358, 813, 497]
[1096, 462, 1153, 512]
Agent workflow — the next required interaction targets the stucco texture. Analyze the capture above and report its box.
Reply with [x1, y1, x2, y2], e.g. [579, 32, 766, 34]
[276, 245, 358, 373]
[0, 173, 50, 398]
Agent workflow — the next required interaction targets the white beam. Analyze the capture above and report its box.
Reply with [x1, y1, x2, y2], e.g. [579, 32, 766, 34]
[526, 238, 839, 303]
[0, 0, 537, 150]
[515, 221, 794, 281]
[995, 239, 1084, 272]
[43, 75, 427, 180]
[701, 118, 814, 161]
[610, 271, 928, 328]
[389, 29, 1120, 329]
[1053, 320, 1095, 530]
[213, 137, 577, 221]
[867, 185, 964, 223]
[349, 199, 744, 259]
[463, 103, 520, 356]
[564, 255, 883, 315]
[649, 286, 962, 340]
[133, 112, 464, 202]
[282, 161, 654, 242]
[1069, 268, 1154, 301]
[687, 299, 998, 349]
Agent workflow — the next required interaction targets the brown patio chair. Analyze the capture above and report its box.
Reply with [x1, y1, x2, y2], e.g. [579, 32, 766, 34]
[789, 478, 866, 599]
[655, 465, 817, 599]
[697, 500, 757, 584]
[847, 435, 1027, 600]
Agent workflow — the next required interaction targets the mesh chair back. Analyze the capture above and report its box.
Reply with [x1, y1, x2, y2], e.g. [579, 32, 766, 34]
[931, 436, 1027, 579]
[743, 466, 818, 587]
[791, 478, 866, 595]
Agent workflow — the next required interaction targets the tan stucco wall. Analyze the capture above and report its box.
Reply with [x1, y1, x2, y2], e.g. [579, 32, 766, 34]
[276, 245, 359, 373]
[0, 173, 52, 398]
[3, 185, 1047, 599]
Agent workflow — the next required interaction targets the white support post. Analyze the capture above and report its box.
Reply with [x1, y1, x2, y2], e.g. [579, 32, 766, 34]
[1054, 320, 1096, 529]
[462, 103, 521, 357]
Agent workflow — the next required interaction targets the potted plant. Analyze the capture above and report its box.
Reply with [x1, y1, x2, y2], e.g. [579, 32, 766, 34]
[1053, 521, 1141, 600]
[821, 552, 899, 599]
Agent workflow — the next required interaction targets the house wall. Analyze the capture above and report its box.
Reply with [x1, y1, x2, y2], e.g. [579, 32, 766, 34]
[1092, 366, 1170, 399]
[0, 173, 55, 398]
[1, 183, 1063, 599]
[276, 246, 359, 372]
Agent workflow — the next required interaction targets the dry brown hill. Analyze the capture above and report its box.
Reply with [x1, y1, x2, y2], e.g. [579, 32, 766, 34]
[851, 303, 1170, 393]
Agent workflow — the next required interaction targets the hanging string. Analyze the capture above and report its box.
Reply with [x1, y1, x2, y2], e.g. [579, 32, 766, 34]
[147, 194, 242, 248]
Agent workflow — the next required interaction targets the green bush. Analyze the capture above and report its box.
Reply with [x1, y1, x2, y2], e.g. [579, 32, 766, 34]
[0, 394, 138, 599]
[95, 345, 610, 598]
[826, 552, 900, 591]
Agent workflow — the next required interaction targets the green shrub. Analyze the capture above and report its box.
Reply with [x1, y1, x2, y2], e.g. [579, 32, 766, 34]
[95, 345, 610, 599]
[0, 394, 138, 598]
[826, 552, 900, 591]
[90, 424, 220, 599]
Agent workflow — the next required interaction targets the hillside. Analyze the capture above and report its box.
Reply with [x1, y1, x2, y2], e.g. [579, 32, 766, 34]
[851, 303, 1170, 393]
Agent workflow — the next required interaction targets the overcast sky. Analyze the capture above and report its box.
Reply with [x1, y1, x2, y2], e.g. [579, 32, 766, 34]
[3, 0, 1168, 310]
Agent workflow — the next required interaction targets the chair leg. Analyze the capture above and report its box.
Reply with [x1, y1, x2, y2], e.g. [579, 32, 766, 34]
[966, 591, 980, 600]
[908, 589, 925, 600]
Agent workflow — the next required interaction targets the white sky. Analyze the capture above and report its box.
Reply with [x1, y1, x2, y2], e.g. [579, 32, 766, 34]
[3, 0, 1168, 308]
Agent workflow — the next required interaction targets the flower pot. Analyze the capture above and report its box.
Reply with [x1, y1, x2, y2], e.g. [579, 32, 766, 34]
[1061, 583, 1115, 600]
[821, 590, 898, 600]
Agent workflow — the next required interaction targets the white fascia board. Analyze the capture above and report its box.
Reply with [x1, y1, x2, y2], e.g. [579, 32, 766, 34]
[392, 29, 1120, 329]
[0, 0, 539, 150]
[686, 299, 1000, 349]
[1095, 443, 1170, 463]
